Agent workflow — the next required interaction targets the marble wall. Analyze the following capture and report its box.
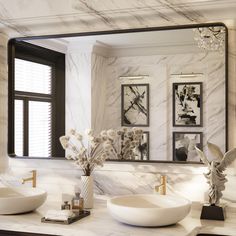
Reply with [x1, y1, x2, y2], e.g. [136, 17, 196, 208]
[66, 44, 92, 133]
[0, 1, 236, 204]
[65, 39, 225, 162]
[91, 53, 108, 133]
[100, 51, 225, 161]
[0, 33, 9, 173]
[3, 158, 235, 204]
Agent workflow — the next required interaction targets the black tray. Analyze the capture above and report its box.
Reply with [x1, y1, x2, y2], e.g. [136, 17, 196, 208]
[41, 210, 90, 225]
[0, 230, 60, 236]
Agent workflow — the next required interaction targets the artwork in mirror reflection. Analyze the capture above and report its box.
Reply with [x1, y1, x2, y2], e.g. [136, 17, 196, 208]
[173, 132, 203, 162]
[121, 84, 149, 127]
[173, 82, 202, 127]
[22, 25, 226, 162]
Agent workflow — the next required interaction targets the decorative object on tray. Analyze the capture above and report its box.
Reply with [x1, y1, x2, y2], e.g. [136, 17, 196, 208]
[195, 142, 236, 220]
[121, 84, 149, 127]
[71, 186, 84, 211]
[173, 82, 202, 127]
[173, 132, 203, 162]
[60, 128, 143, 207]
[42, 210, 90, 225]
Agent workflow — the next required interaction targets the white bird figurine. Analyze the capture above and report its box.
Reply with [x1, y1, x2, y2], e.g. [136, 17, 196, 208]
[195, 142, 236, 205]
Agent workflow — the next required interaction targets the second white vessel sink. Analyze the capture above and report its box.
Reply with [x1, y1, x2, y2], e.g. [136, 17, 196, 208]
[0, 187, 47, 215]
[107, 194, 191, 227]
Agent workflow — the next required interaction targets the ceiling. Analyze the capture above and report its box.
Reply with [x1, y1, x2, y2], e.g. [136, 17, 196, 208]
[26, 27, 198, 51]
[61, 28, 196, 47]
[0, 0, 236, 37]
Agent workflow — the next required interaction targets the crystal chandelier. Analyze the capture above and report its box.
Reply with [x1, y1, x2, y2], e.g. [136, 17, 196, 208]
[193, 27, 225, 54]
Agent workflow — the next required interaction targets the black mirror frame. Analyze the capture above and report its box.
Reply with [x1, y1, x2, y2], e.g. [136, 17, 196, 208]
[7, 22, 228, 163]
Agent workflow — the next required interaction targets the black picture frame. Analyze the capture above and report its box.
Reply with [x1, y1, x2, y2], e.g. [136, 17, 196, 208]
[173, 131, 203, 163]
[135, 131, 150, 161]
[173, 82, 203, 127]
[121, 84, 149, 127]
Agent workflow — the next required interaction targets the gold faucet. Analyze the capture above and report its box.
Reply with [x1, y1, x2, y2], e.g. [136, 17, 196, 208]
[154, 175, 167, 195]
[22, 170, 37, 188]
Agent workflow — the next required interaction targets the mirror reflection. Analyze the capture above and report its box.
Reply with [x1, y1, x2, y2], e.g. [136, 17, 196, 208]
[9, 25, 227, 163]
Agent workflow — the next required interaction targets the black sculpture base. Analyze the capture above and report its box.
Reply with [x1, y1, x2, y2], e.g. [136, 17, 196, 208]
[200, 204, 225, 221]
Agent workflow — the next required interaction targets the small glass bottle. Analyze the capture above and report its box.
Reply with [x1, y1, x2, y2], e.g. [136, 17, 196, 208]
[61, 201, 71, 210]
[72, 187, 84, 212]
[79, 196, 84, 211]
[72, 194, 80, 212]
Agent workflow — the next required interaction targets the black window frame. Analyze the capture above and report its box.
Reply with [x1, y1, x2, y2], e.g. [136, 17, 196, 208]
[8, 40, 65, 158]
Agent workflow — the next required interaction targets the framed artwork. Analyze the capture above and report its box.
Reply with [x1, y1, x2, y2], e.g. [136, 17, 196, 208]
[173, 132, 203, 163]
[173, 82, 203, 127]
[134, 131, 149, 161]
[121, 84, 149, 126]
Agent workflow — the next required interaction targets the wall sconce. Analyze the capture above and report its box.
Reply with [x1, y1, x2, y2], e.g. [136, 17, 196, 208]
[171, 72, 203, 78]
[119, 75, 149, 80]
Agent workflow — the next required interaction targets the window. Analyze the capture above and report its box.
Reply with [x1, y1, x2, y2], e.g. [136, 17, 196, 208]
[8, 41, 65, 158]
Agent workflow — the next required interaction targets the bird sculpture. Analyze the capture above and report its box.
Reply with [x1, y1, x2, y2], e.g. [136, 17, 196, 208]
[195, 142, 236, 205]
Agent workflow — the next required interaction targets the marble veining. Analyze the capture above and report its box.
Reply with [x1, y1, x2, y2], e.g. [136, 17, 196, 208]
[0, 197, 235, 236]
[92, 51, 225, 161]
[0, 0, 235, 210]
[91, 53, 108, 133]
[66, 46, 92, 133]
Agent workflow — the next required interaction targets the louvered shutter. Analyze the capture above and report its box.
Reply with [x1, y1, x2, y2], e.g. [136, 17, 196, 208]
[14, 58, 52, 157]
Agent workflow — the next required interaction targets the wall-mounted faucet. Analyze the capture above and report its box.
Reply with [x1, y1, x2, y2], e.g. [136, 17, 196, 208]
[22, 170, 37, 188]
[154, 175, 167, 195]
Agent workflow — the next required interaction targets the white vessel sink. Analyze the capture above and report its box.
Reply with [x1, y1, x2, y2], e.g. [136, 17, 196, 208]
[0, 187, 47, 215]
[107, 194, 191, 227]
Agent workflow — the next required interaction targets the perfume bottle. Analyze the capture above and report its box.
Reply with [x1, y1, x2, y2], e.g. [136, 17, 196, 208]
[72, 186, 84, 212]
[72, 193, 84, 212]
[61, 201, 71, 210]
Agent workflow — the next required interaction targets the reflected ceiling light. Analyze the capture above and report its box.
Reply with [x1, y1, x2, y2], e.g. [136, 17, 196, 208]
[193, 27, 225, 54]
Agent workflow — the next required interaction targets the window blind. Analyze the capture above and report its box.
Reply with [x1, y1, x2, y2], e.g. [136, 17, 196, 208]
[15, 58, 52, 94]
[14, 100, 23, 156]
[29, 101, 52, 157]
[14, 58, 53, 157]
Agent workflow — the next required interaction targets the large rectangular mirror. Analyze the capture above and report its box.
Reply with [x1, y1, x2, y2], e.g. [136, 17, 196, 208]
[8, 23, 227, 163]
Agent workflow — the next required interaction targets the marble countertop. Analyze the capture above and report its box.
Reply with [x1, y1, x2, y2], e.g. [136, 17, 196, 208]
[0, 196, 236, 236]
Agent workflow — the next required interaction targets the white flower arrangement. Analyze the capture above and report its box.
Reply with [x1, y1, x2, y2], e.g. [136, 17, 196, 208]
[101, 128, 143, 160]
[59, 128, 143, 175]
[60, 129, 114, 176]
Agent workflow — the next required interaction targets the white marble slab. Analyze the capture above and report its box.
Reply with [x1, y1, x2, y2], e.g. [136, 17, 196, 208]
[0, 0, 235, 218]
[0, 197, 235, 236]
